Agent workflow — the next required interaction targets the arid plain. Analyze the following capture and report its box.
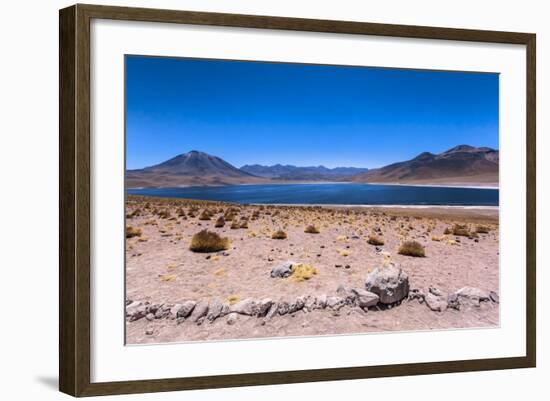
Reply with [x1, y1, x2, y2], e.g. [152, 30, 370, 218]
[125, 195, 499, 344]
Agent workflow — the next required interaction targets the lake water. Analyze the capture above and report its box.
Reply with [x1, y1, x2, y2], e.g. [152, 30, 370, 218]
[127, 183, 499, 206]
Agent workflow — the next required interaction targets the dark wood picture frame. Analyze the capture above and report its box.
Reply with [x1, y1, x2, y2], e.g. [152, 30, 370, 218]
[59, 3, 536, 397]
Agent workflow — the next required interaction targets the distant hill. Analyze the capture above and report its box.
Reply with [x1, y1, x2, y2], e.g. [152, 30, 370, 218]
[126, 151, 266, 187]
[240, 164, 369, 180]
[351, 145, 499, 186]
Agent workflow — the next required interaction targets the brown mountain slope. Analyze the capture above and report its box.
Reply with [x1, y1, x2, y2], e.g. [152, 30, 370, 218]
[126, 150, 267, 188]
[351, 145, 499, 186]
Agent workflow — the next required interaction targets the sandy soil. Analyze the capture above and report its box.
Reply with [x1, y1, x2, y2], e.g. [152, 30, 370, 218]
[125, 196, 499, 344]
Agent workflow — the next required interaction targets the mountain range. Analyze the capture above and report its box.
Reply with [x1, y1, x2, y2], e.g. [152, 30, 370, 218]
[351, 145, 499, 186]
[126, 145, 499, 188]
[240, 164, 369, 180]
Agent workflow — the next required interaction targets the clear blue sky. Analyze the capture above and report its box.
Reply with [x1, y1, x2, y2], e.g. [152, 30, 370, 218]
[126, 55, 499, 169]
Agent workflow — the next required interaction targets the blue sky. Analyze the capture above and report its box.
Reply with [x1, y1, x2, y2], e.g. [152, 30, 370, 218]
[126, 55, 499, 169]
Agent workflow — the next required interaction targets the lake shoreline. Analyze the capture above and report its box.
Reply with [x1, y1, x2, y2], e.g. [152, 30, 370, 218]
[127, 181, 499, 190]
[127, 182, 499, 208]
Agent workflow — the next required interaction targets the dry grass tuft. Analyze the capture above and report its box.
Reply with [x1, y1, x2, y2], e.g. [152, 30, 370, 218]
[189, 230, 230, 253]
[214, 216, 225, 228]
[475, 225, 491, 234]
[367, 235, 384, 246]
[304, 225, 320, 234]
[398, 240, 426, 257]
[337, 248, 350, 257]
[271, 230, 287, 240]
[225, 295, 241, 305]
[289, 264, 318, 282]
[213, 267, 225, 276]
[126, 226, 142, 238]
[157, 209, 171, 219]
[452, 224, 471, 237]
[198, 210, 211, 220]
[159, 274, 177, 282]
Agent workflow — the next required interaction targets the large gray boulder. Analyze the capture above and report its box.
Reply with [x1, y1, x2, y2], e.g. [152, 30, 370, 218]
[365, 264, 409, 304]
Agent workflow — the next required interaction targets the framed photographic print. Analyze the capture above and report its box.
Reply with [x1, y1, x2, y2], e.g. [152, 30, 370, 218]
[59, 4, 536, 397]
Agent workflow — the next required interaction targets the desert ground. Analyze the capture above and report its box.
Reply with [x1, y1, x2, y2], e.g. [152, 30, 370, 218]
[125, 195, 499, 344]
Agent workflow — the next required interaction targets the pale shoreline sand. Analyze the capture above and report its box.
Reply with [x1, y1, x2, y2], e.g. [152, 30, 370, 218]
[259, 203, 499, 210]
[363, 182, 499, 190]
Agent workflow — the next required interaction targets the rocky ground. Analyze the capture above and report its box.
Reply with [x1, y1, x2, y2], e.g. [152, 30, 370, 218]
[125, 195, 499, 344]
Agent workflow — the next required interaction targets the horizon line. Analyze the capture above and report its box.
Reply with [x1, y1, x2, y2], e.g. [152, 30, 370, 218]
[126, 144, 499, 171]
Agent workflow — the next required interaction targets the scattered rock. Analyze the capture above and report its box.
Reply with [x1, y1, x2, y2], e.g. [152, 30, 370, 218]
[352, 288, 379, 309]
[316, 294, 328, 309]
[336, 285, 356, 305]
[365, 264, 410, 304]
[326, 296, 346, 311]
[270, 261, 294, 278]
[206, 300, 224, 322]
[489, 291, 500, 303]
[170, 304, 182, 318]
[454, 287, 491, 303]
[447, 293, 460, 310]
[257, 299, 273, 317]
[176, 301, 196, 318]
[278, 301, 290, 315]
[147, 304, 160, 315]
[145, 329, 154, 336]
[429, 287, 442, 297]
[226, 312, 239, 325]
[289, 296, 306, 313]
[304, 295, 317, 312]
[191, 302, 209, 322]
[231, 298, 258, 316]
[155, 307, 169, 319]
[126, 301, 147, 322]
[408, 289, 425, 303]
[265, 302, 279, 319]
[425, 293, 447, 312]
[145, 313, 155, 321]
